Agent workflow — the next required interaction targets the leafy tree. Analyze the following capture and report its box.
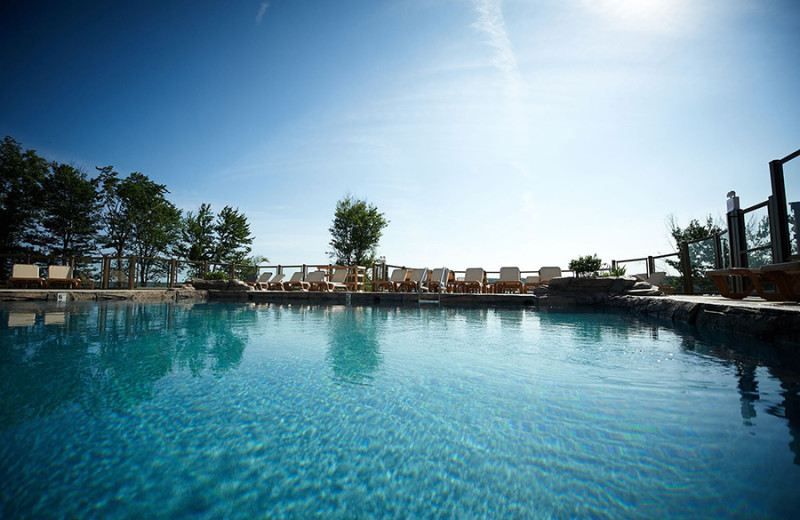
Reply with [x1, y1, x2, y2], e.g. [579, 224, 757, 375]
[569, 254, 602, 277]
[124, 173, 182, 284]
[665, 215, 724, 293]
[328, 195, 388, 265]
[178, 203, 216, 277]
[97, 169, 181, 284]
[33, 162, 102, 259]
[0, 136, 48, 276]
[214, 205, 253, 265]
[96, 166, 132, 267]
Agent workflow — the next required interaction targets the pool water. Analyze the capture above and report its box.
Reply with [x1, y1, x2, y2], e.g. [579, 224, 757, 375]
[1, 301, 799, 519]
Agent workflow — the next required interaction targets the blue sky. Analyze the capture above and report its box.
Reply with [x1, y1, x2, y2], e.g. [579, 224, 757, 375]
[2, 0, 799, 271]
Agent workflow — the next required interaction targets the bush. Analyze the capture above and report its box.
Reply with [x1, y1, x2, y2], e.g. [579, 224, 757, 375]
[569, 254, 602, 277]
[203, 271, 229, 281]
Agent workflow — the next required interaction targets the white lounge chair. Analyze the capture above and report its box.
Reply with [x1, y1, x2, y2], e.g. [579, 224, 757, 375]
[396, 268, 428, 292]
[453, 268, 486, 293]
[491, 267, 523, 294]
[373, 268, 408, 292]
[8, 264, 44, 288]
[283, 271, 310, 291]
[538, 267, 562, 286]
[266, 273, 286, 290]
[46, 265, 80, 289]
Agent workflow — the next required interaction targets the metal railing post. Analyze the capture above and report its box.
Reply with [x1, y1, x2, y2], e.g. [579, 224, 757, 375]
[769, 159, 790, 264]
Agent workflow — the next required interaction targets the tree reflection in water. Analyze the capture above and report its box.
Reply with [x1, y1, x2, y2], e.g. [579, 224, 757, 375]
[325, 306, 383, 385]
[0, 302, 249, 425]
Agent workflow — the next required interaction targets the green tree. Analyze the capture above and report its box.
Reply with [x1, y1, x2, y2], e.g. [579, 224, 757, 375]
[328, 195, 388, 265]
[33, 162, 102, 259]
[178, 203, 216, 276]
[569, 254, 602, 277]
[0, 136, 48, 276]
[666, 215, 724, 293]
[97, 169, 181, 284]
[124, 173, 182, 284]
[214, 205, 253, 265]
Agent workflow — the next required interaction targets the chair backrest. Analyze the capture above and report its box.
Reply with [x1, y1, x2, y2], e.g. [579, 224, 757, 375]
[287, 272, 304, 282]
[330, 269, 348, 283]
[539, 266, 562, 282]
[257, 272, 272, 283]
[12, 264, 40, 278]
[464, 268, 485, 282]
[271, 273, 286, 283]
[430, 268, 443, 282]
[525, 274, 540, 284]
[306, 271, 326, 282]
[48, 265, 73, 279]
[645, 272, 666, 286]
[408, 268, 427, 283]
[499, 266, 521, 282]
[390, 268, 408, 282]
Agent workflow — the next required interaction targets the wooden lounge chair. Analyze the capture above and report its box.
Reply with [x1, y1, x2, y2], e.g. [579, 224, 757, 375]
[705, 267, 784, 300]
[491, 267, 523, 294]
[425, 268, 453, 293]
[46, 265, 81, 289]
[759, 261, 800, 301]
[327, 268, 349, 291]
[373, 268, 408, 292]
[8, 264, 44, 288]
[452, 268, 486, 293]
[266, 273, 286, 290]
[283, 271, 310, 291]
[707, 262, 800, 301]
[307, 270, 331, 291]
[395, 268, 428, 293]
[523, 274, 540, 293]
[248, 272, 272, 290]
[538, 267, 562, 286]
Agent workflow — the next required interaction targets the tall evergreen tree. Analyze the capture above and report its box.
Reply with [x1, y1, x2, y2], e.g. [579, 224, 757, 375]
[0, 136, 48, 276]
[214, 206, 253, 265]
[35, 162, 102, 259]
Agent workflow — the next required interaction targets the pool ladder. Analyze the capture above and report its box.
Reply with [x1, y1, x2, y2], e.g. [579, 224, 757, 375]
[419, 267, 448, 305]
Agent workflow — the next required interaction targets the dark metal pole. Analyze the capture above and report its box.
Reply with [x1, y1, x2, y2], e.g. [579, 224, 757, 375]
[769, 159, 790, 264]
[680, 242, 692, 295]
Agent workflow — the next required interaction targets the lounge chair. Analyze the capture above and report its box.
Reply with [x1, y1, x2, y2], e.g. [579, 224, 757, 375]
[266, 273, 286, 290]
[425, 268, 453, 293]
[452, 268, 486, 293]
[248, 272, 272, 290]
[538, 267, 562, 286]
[523, 274, 540, 293]
[8, 264, 44, 288]
[282, 271, 310, 291]
[307, 270, 331, 291]
[327, 268, 350, 291]
[395, 268, 428, 293]
[706, 264, 795, 301]
[373, 268, 408, 292]
[759, 261, 800, 301]
[46, 265, 81, 289]
[491, 267, 523, 294]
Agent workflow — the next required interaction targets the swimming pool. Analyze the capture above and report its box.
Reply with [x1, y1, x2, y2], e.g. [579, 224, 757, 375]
[1, 301, 799, 519]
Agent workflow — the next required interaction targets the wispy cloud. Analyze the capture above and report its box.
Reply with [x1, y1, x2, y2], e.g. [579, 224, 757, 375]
[256, 2, 270, 24]
[471, 0, 523, 89]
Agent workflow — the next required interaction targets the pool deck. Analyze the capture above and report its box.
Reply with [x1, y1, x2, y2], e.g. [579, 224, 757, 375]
[1, 288, 798, 344]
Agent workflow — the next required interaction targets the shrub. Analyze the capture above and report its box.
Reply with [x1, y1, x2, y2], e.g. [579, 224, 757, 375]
[203, 271, 229, 281]
[569, 254, 602, 277]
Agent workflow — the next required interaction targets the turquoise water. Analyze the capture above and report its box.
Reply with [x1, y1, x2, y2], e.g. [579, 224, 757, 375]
[1, 302, 799, 519]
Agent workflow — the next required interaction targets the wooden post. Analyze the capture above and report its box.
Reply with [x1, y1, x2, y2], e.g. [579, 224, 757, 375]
[102, 256, 109, 289]
[128, 256, 136, 290]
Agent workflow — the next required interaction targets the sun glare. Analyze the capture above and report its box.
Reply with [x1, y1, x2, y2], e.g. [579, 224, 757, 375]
[582, 0, 692, 34]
